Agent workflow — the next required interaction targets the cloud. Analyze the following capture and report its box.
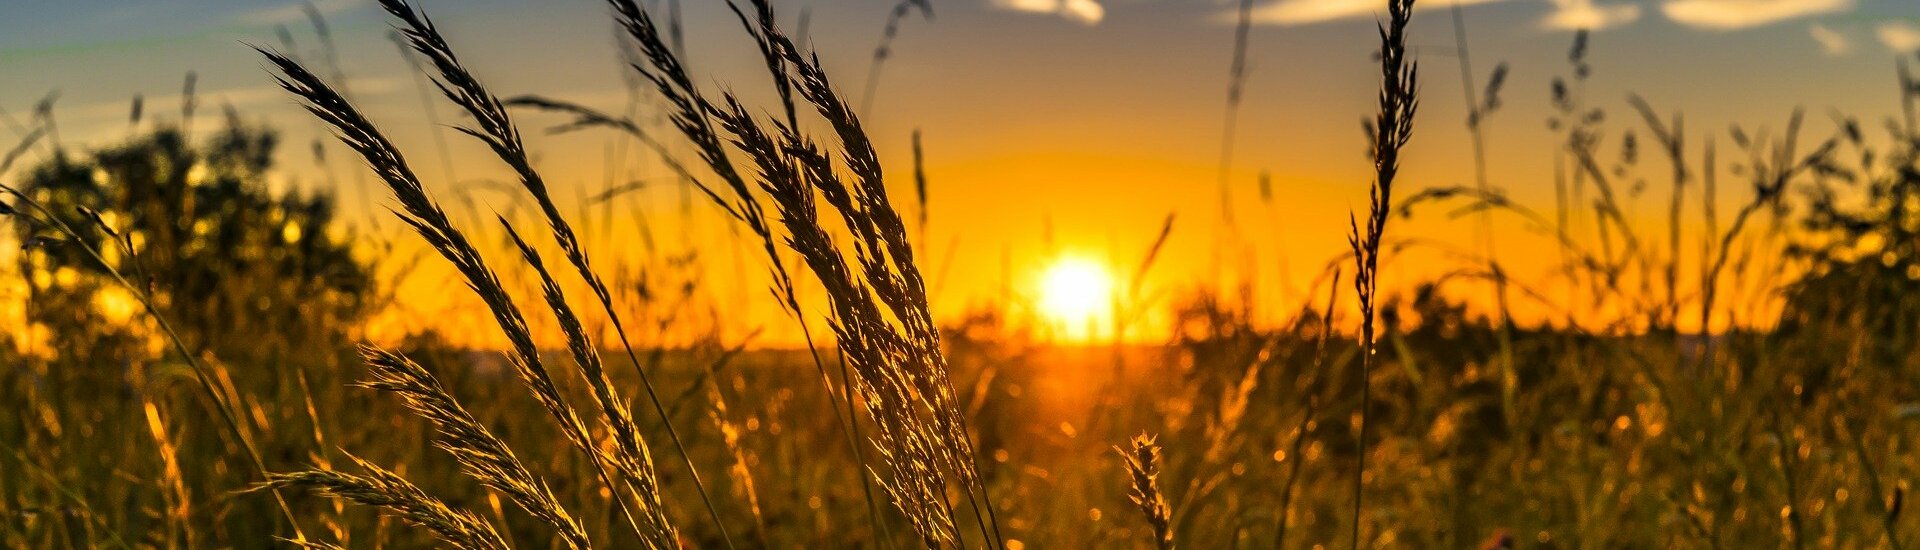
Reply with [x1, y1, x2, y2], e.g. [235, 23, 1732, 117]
[1541, 0, 1643, 30]
[69, 86, 285, 123]
[66, 77, 406, 124]
[1248, 0, 1504, 26]
[996, 0, 1105, 24]
[1878, 22, 1920, 53]
[1661, 0, 1851, 30]
[233, 0, 361, 26]
[1809, 23, 1849, 55]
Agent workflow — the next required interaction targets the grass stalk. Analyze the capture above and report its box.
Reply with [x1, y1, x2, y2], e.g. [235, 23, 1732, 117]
[1345, 0, 1419, 545]
[604, 0, 901, 542]
[860, 0, 933, 117]
[371, 1, 732, 542]
[1217, 0, 1254, 234]
[611, 0, 999, 543]
[263, 454, 511, 550]
[1118, 434, 1176, 550]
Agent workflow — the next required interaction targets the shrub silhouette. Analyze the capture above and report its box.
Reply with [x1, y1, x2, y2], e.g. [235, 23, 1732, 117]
[11, 119, 371, 364]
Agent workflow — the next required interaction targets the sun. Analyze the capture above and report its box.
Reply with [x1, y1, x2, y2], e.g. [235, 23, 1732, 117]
[1038, 257, 1114, 339]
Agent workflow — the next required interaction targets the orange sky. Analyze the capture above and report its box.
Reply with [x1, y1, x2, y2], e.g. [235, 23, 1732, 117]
[3, 0, 1913, 345]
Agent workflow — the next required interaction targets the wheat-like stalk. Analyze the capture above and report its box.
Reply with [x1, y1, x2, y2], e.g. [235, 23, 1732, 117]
[352, 347, 588, 548]
[608, 0, 1000, 545]
[1117, 433, 1175, 550]
[718, 22, 1001, 548]
[263, 453, 511, 550]
[1346, 0, 1418, 546]
[258, 48, 612, 548]
[499, 220, 680, 549]
[599, 7, 888, 522]
[369, 15, 709, 525]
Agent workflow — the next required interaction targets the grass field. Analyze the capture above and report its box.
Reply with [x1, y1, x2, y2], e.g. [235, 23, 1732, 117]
[4, 0, 1920, 548]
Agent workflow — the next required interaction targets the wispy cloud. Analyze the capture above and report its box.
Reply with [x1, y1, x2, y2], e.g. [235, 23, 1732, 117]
[1541, 0, 1642, 30]
[1809, 23, 1849, 55]
[996, 0, 1105, 25]
[1877, 21, 1920, 53]
[1661, 0, 1851, 30]
[233, 0, 361, 26]
[66, 77, 406, 124]
[1248, 0, 1504, 26]
[67, 86, 284, 124]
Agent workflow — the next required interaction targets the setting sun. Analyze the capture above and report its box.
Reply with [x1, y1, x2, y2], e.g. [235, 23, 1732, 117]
[1038, 257, 1114, 339]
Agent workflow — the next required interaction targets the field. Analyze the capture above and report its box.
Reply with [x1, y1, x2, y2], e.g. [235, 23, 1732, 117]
[4, 0, 1920, 548]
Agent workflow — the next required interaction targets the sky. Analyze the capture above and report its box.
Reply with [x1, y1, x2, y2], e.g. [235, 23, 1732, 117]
[2, 0, 1916, 342]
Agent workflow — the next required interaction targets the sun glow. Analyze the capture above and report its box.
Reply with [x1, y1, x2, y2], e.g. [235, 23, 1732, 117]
[1038, 257, 1114, 340]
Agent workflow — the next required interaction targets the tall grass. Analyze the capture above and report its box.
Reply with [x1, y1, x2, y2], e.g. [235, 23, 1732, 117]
[599, 0, 898, 540]
[1344, 0, 1419, 545]
[600, 0, 1008, 544]
[1117, 433, 1175, 550]
[249, 0, 1008, 546]
[372, 0, 732, 542]
[12, 0, 1920, 548]
[260, 32, 682, 546]
[1216, 0, 1255, 234]
[861, 0, 934, 117]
